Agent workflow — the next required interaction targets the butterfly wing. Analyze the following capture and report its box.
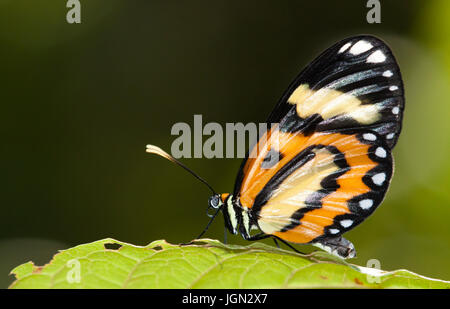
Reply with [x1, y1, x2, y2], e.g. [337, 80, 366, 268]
[233, 35, 403, 245]
[266, 35, 404, 149]
[253, 129, 392, 244]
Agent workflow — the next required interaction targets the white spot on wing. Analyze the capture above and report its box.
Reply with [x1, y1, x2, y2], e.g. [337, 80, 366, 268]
[375, 147, 387, 158]
[359, 199, 374, 210]
[329, 228, 340, 234]
[386, 133, 395, 139]
[349, 40, 373, 55]
[390, 85, 399, 91]
[363, 133, 377, 141]
[383, 70, 393, 77]
[338, 42, 352, 54]
[367, 50, 386, 63]
[372, 173, 386, 186]
[392, 106, 400, 114]
[340, 219, 353, 228]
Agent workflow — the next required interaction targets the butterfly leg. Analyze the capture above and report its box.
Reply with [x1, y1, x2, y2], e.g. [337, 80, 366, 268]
[312, 236, 356, 259]
[245, 233, 272, 241]
[246, 233, 305, 255]
[270, 236, 305, 254]
[273, 238, 280, 248]
[223, 226, 228, 244]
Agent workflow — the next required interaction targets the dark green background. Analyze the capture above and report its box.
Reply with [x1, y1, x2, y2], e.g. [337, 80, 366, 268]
[2, 0, 450, 287]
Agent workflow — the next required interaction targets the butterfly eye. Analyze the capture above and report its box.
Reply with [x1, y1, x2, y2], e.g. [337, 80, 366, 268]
[208, 195, 221, 209]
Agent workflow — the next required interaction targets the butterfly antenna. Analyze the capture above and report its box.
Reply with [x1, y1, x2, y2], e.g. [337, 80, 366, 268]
[145, 144, 217, 195]
[195, 207, 222, 239]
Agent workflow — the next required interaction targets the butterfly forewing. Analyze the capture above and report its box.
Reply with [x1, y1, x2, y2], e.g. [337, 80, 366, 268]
[267, 35, 404, 149]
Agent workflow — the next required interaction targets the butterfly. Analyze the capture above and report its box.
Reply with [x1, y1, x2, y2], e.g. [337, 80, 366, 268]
[147, 35, 404, 259]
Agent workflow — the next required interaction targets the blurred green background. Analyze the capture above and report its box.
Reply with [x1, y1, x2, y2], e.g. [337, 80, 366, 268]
[2, 0, 450, 287]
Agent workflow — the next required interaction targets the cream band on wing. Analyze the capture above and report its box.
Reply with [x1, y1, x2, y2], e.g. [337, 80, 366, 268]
[287, 84, 382, 124]
[257, 147, 340, 235]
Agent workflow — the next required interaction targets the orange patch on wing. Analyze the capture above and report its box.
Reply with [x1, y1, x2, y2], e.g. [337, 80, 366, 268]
[259, 134, 376, 244]
[274, 227, 317, 244]
[240, 129, 370, 209]
[239, 126, 306, 208]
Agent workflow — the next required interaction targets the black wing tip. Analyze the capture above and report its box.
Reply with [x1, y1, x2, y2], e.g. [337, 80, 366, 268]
[336, 34, 390, 46]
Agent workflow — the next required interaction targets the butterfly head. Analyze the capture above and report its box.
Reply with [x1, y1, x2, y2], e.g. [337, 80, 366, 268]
[207, 194, 223, 210]
[206, 192, 240, 236]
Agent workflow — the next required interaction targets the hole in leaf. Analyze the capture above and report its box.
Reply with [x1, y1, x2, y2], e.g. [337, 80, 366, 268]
[104, 243, 122, 250]
[188, 241, 207, 246]
[152, 246, 163, 251]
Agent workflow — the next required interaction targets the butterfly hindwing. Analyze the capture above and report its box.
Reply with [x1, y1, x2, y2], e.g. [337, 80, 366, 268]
[254, 130, 392, 244]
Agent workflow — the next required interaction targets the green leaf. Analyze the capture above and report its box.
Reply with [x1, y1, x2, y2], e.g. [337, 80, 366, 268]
[8, 238, 450, 289]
